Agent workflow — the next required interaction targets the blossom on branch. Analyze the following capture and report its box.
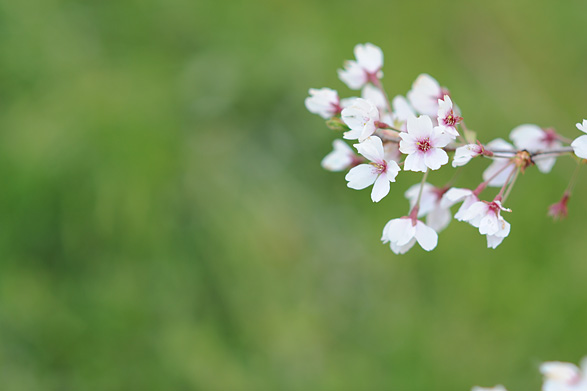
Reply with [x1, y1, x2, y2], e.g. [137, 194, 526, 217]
[437, 95, 462, 138]
[405, 183, 451, 232]
[305, 88, 342, 119]
[345, 136, 400, 202]
[341, 98, 380, 141]
[461, 200, 511, 249]
[338, 43, 384, 90]
[399, 115, 451, 172]
[510, 124, 562, 173]
[381, 216, 438, 254]
[453, 143, 485, 167]
[321, 139, 358, 172]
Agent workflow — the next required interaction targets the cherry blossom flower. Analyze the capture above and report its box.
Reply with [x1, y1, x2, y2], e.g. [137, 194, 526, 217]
[321, 139, 359, 172]
[305, 88, 342, 119]
[472, 386, 507, 391]
[437, 95, 462, 138]
[461, 199, 511, 249]
[453, 143, 485, 167]
[381, 216, 438, 254]
[440, 188, 479, 221]
[510, 124, 562, 173]
[361, 85, 388, 113]
[345, 136, 400, 202]
[399, 115, 451, 172]
[341, 98, 380, 141]
[407, 74, 449, 117]
[482, 139, 516, 187]
[540, 358, 587, 391]
[338, 43, 384, 90]
[571, 119, 587, 159]
[405, 183, 451, 231]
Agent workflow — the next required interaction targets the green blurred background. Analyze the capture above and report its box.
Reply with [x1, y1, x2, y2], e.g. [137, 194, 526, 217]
[0, 0, 586, 389]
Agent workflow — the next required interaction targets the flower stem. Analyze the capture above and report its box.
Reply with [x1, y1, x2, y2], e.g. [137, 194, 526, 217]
[501, 167, 520, 204]
[496, 165, 519, 201]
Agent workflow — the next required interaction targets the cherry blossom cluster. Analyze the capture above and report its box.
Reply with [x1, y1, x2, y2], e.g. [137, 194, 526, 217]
[306, 43, 586, 254]
[472, 357, 587, 391]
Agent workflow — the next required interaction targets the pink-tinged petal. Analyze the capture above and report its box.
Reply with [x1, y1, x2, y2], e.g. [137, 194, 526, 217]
[452, 144, 480, 167]
[430, 127, 452, 147]
[343, 127, 361, 140]
[354, 136, 384, 162]
[437, 95, 453, 118]
[305, 88, 339, 119]
[509, 124, 544, 151]
[382, 218, 415, 246]
[440, 188, 473, 208]
[426, 206, 451, 232]
[486, 234, 505, 249]
[321, 139, 354, 171]
[461, 201, 488, 226]
[535, 157, 557, 174]
[399, 133, 417, 154]
[359, 120, 377, 142]
[571, 135, 587, 159]
[338, 61, 366, 90]
[385, 160, 401, 181]
[390, 238, 417, 254]
[540, 362, 581, 384]
[479, 214, 499, 236]
[354, 43, 383, 73]
[438, 125, 460, 138]
[345, 164, 377, 189]
[404, 151, 428, 172]
[414, 221, 438, 251]
[423, 148, 448, 170]
[406, 115, 434, 138]
[371, 174, 390, 202]
[454, 195, 478, 221]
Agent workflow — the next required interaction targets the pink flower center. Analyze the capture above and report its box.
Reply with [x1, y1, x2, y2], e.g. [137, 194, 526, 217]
[443, 110, 463, 127]
[417, 138, 432, 152]
[487, 201, 501, 215]
[541, 128, 558, 146]
[370, 161, 387, 173]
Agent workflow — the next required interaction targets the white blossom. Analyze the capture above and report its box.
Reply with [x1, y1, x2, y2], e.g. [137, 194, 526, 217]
[338, 43, 384, 90]
[321, 139, 356, 172]
[305, 88, 341, 119]
[571, 119, 587, 159]
[540, 358, 587, 391]
[510, 124, 562, 173]
[381, 217, 438, 254]
[437, 95, 462, 138]
[407, 74, 448, 116]
[461, 200, 511, 249]
[341, 98, 380, 141]
[405, 183, 451, 232]
[453, 144, 484, 167]
[345, 136, 400, 202]
[482, 139, 516, 187]
[399, 115, 451, 172]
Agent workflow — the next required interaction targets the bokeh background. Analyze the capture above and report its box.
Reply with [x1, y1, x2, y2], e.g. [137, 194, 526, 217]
[1, 0, 586, 389]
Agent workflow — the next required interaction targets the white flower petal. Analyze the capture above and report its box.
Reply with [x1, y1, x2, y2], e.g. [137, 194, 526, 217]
[486, 234, 505, 249]
[354, 136, 384, 163]
[407, 74, 442, 116]
[338, 61, 366, 90]
[571, 135, 587, 159]
[305, 88, 339, 119]
[345, 164, 377, 189]
[426, 206, 451, 232]
[407, 115, 434, 138]
[414, 221, 438, 251]
[371, 174, 390, 202]
[355, 43, 383, 73]
[404, 151, 428, 172]
[423, 148, 449, 170]
[440, 188, 473, 208]
[576, 119, 587, 133]
[390, 238, 417, 254]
